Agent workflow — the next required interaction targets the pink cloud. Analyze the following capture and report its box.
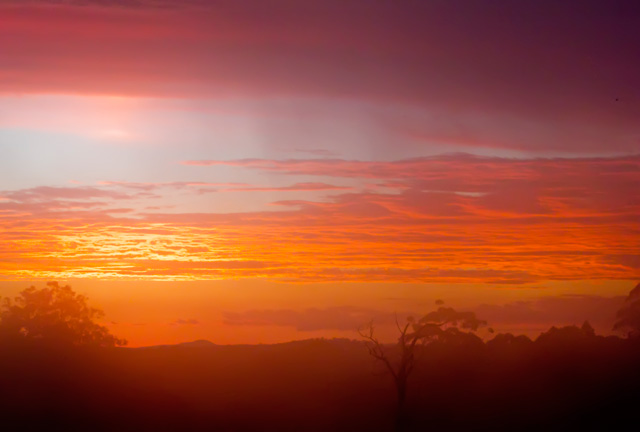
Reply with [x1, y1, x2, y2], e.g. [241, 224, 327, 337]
[222, 182, 351, 192]
[2, 1, 639, 153]
[2, 186, 133, 202]
[98, 181, 249, 191]
[186, 154, 640, 216]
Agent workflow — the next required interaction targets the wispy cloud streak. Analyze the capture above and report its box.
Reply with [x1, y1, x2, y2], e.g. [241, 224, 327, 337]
[0, 154, 638, 283]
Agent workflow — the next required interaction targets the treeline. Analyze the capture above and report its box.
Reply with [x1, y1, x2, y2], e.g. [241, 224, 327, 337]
[1, 331, 639, 432]
[1, 282, 639, 431]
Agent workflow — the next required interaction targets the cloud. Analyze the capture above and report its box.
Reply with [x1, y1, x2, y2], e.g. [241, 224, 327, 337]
[2, 0, 215, 9]
[184, 153, 640, 182]
[221, 182, 351, 192]
[601, 254, 640, 270]
[0, 185, 148, 217]
[271, 268, 538, 284]
[2, 186, 133, 202]
[2, 1, 639, 153]
[96, 181, 349, 194]
[223, 306, 393, 331]
[222, 293, 628, 336]
[170, 318, 200, 326]
[292, 148, 338, 157]
[186, 154, 640, 216]
[476, 295, 627, 335]
[98, 181, 249, 191]
[0, 153, 638, 283]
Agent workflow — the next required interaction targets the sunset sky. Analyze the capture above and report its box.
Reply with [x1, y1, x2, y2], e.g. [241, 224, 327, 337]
[1, 0, 639, 346]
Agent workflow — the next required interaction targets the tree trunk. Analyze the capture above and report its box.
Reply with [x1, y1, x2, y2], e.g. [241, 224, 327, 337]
[395, 376, 408, 431]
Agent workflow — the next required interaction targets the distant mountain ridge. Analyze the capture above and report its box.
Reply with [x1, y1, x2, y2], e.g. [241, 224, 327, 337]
[131, 339, 217, 349]
[130, 337, 361, 350]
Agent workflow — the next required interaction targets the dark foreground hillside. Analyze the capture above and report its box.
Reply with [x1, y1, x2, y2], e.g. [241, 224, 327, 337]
[1, 335, 639, 432]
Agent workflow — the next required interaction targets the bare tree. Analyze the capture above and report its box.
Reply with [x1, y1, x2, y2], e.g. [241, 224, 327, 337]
[359, 306, 486, 429]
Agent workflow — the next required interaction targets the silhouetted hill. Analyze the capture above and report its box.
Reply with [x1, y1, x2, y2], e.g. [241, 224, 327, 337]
[174, 339, 218, 348]
[135, 339, 219, 349]
[136, 337, 362, 350]
[1, 335, 639, 431]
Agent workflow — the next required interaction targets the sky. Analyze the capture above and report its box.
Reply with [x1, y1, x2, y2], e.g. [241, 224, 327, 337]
[1, 0, 639, 346]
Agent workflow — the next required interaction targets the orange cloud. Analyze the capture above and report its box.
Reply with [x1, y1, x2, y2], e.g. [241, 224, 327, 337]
[0, 154, 638, 283]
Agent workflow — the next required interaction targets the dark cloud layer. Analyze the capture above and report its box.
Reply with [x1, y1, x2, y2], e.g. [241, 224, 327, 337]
[2, 1, 639, 153]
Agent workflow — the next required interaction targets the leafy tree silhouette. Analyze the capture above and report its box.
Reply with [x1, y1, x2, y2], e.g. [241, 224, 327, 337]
[0, 282, 126, 347]
[613, 282, 640, 338]
[359, 306, 486, 430]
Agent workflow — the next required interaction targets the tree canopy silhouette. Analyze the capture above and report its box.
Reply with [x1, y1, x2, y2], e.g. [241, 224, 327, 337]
[0, 282, 126, 347]
[613, 282, 640, 338]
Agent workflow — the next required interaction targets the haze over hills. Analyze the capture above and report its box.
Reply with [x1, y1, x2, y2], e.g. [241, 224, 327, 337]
[3, 329, 640, 432]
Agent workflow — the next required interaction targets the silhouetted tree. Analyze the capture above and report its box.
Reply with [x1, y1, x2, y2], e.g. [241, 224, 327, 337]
[535, 321, 597, 347]
[0, 282, 126, 347]
[359, 306, 486, 430]
[486, 332, 533, 350]
[613, 282, 640, 338]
